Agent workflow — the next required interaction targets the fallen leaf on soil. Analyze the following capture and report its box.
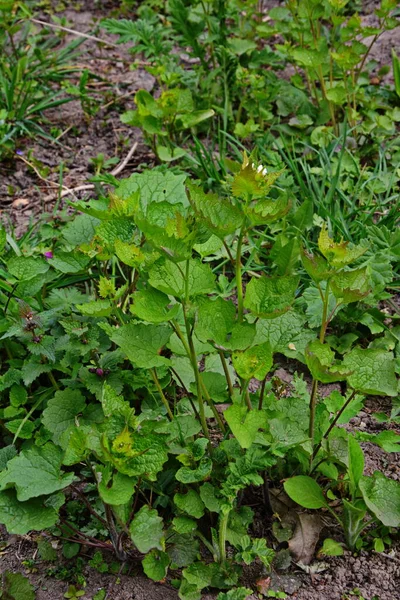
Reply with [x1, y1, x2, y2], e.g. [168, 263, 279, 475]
[256, 576, 271, 595]
[288, 513, 323, 565]
[12, 198, 30, 209]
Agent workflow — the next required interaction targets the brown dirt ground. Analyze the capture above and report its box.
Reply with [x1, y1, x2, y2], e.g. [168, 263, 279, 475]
[1, 1, 400, 599]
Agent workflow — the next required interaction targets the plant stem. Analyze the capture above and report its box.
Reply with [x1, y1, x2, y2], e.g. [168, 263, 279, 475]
[258, 376, 267, 410]
[218, 349, 234, 398]
[151, 368, 174, 421]
[200, 378, 226, 432]
[311, 389, 357, 466]
[308, 379, 319, 447]
[218, 510, 230, 563]
[236, 226, 246, 322]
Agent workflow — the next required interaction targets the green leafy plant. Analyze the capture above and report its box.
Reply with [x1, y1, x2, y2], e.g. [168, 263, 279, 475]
[0, 160, 399, 595]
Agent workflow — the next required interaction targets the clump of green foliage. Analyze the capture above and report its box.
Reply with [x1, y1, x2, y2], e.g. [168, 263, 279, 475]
[0, 160, 399, 597]
[102, 0, 400, 238]
[0, 1, 82, 156]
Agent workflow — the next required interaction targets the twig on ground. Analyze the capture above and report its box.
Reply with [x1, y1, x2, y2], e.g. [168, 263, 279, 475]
[15, 141, 138, 202]
[30, 17, 120, 48]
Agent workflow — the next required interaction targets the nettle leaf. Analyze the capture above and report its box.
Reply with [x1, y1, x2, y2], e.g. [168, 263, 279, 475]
[301, 249, 332, 283]
[232, 342, 273, 381]
[115, 239, 158, 268]
[109, 323, 171, 368]
[130, 287, 180, 323]
[96, 217, 136, 247]
[109, 432, 168, 481]
[318, 225, 367, 267]
[0, 443, 74, 501]
[330, 268, 371, 304]
[62, 213, 99, 246]
[0, 489, 61, 535]
[174, 489, 205, 518]
[359, 472, 400, 527]
[196, 297, 255, 351]
[48, 252, 90, 274]
[76, 299, 113, 317]
[244, 275, 299, 317]
[343, 348, 397, 396]
[142, 549, 170, 582]
[0, 445, 17, 470]
[284, 476, 327, 509]
[305, 340, 350, 384]
[245, 194, 290, 226]
[148, 258, 215, 298]
[225, 406, 267, 449]
[254, 310, 315, 362]
[129, 505, 164, 553]
[115, 170, 188, 212]
[187, 181, 243, 238]
[42, 389, 86, 446]
[7, 256, 49, 280]
[0, 571, 35, 600]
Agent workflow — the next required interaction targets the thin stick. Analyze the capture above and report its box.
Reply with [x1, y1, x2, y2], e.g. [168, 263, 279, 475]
[30, 17, 120, 48]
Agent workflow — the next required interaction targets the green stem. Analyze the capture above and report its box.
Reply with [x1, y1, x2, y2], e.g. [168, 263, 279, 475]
[258, 376, 267, 411]
[200, 378, 226, 433]
[218, 510, 230, 563]
[151, 368, 174, 421]
[241, 379, 252, 410]
[218, 349, 234, 398]
[308, 379, 319, 448]
[320, 279, 331, 343]
[236, 226, 246, 323]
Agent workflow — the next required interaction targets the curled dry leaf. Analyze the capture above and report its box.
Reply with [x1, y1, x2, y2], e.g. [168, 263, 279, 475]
[288, 513, 323, 565]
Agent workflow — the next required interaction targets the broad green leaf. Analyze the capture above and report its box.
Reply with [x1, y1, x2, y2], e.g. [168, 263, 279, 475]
[129, 505, 164, 553]
[359, 472, 400, 527]
[0, 443, 74, 501]
[109, 323, 172, 368]
[172, 516, 197, 534]
[1, 571, 35, 600]
[8, 256, 49, 280]
[130, 287, 180, 323]
[48, 252, 90, 273]
[42, 390, 86, 446]
[330, 268, 371, 304]
[148, 258, 215, 298]
[196, 297, 255, 350]
[62, 214, 99, 246]
[245, 194, 290, 225]
[97, 467, 136, 506]
[177, 109, 215, 129]
[182, 562, 214, 590]
[301, 249, 332, 283]
[114, 239, 159, 268]
[187, 181, 243, 238]
[318, 538, 344, 557]
[115, 170, 188, 212]
[217, 588, 253, 600]
[168, 532, 200, 568]
[199, 483, 221, 513]
[9, 384, 28, 407]
[255, 310, 315, 362]
[225, 406, 267, 449]
[343, 348, 397, 396]
[108, 431, 168, 481]
[305, 340, 350, 383]
[174, 489, 205, 518]
[76, 299, 112, 317]
[232, 342, 273, 381]
[101, 383, 133, 420]
[0, 489, 61, 534]
[284, 476, 327, 509]
[176, 458, 212, 484]
[244, 275, 299, 317]
[270, 235, 300, 275]
[96, 217, 135, 246]
[0, 445, 17, 470]
[142, 550, 170, 581]
[318, 225, 367, 267]
[348, 436, 364, 495]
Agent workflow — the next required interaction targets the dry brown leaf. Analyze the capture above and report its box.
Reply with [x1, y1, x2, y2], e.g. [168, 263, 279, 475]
[288, 512, 323, 565]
